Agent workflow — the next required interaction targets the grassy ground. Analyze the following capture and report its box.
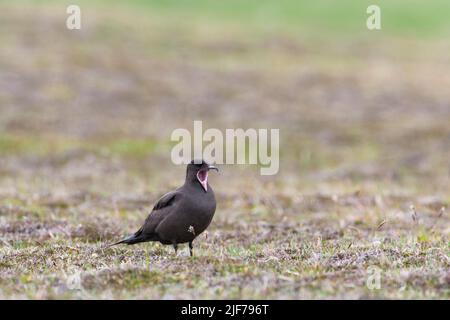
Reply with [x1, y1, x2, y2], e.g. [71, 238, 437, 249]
[0, 1, 449, 299]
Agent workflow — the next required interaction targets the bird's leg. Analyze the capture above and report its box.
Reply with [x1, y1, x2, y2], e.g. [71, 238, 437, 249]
[189, 241, 194, 257]
[172, 243, 178, 255]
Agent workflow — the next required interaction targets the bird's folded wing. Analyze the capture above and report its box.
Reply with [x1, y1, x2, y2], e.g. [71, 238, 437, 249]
[152, 191, 179, 210]
[141, 191, 182, 235]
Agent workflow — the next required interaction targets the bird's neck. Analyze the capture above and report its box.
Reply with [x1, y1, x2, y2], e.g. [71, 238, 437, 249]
[184, 178, 211, 194]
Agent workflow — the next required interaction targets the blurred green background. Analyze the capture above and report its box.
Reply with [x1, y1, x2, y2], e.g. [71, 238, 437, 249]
[122, 0, 450, 37]
[0, 0, 448, 189]
[18, 0, 450, 37]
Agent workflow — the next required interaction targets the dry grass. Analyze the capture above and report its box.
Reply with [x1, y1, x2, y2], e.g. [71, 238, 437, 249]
[0, 2, 449, 299]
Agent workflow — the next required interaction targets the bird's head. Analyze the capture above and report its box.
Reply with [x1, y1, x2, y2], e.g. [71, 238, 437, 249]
[186, 159, 219, 192]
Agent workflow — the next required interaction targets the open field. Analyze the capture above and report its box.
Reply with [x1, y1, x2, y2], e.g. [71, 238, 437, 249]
[0, 1, 449, 299]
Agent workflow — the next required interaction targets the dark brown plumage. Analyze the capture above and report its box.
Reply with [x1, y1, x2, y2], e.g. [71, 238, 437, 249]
[108, 160, 218, 256]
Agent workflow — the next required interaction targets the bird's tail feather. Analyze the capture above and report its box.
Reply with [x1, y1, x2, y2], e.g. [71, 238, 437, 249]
[104, 230, 144, 249]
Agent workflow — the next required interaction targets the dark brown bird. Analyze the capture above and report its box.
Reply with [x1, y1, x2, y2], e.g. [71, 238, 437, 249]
[108, 160, 218, 256]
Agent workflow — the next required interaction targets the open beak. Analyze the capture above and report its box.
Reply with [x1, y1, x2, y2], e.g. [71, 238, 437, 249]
[197, 165, 219, 192]
[208, 165, 219, 172]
